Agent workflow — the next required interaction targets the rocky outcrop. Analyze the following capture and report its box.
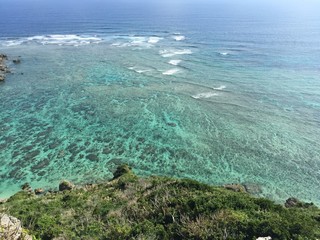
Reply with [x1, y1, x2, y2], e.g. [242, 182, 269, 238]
[243, 183, 262, 194]
[285, 197, 314, 208]
[21, 183, 32, 192]
[0, 54, 9, 81]
[223, 184, 246, 192]
[0, 214, 32, 240]
[285, 197, 300, 208]
[34, 188, 45, 195]
[223, 183, 262, 194]
[112, 164, 131, 179]
[13, 58, 21, 64]
[59, 180, 75, 191]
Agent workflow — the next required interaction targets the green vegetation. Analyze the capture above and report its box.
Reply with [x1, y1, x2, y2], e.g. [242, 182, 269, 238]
[1, 165, 320, 239]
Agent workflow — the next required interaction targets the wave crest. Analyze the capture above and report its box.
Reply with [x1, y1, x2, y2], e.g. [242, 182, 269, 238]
[1, 34, 103, 47]
[159, 49, 192, 58]
[162, 68, 180, 75]
[173, 35, 186, 41]
[191, 92, 219, 99]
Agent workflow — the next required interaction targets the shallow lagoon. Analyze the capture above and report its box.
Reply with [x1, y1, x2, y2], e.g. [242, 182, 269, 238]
[0, 1, 320, 204]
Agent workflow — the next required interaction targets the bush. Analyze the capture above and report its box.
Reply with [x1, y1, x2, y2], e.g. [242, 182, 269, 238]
[0, 167, 319, 239]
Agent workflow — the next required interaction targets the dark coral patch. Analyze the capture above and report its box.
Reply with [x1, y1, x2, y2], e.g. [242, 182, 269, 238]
[31, 158, 50, 171]
[86, 154, 99, 162]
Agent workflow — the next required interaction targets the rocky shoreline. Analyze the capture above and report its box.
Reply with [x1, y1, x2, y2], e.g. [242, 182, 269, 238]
[0, 54, 10, 81]
[0, 53, 22, 81]
[0, 179, 311, 209]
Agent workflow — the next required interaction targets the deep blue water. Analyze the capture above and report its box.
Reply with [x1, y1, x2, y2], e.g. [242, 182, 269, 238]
[0, 0, 320, 204]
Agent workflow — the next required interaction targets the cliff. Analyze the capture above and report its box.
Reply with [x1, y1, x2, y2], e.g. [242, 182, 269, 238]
[0, 165, 319, 239]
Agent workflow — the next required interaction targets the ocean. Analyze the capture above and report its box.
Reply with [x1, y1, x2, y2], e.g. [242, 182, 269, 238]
[0, 0, 320, 204]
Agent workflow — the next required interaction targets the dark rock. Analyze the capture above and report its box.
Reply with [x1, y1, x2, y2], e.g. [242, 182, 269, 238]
[285, 197, 300, 208]
[59, 180, 75, 191]
[13, 58, 21, 64]
[224, 184, 246, 192]
[21, 183, 32, 192]
[34, 188, 45, 195]
[284, 197, 314, 208]
[113, 164, 131, 179]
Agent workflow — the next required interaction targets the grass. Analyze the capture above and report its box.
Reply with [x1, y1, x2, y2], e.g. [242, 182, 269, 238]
[1, 165, 319, 240]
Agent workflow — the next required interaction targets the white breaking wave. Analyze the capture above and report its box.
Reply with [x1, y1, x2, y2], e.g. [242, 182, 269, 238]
[213, 85, 226, 90]
[2, 40, 24, 46]
[159, 49, 192, 58]
[128, 66, 151, 74]
[111, 42, 122, 47]
[110, 36, 162, 48]
[168, 60, 182, 66]
[1, 34, 163, 48]
[173, 35, 186, 41]
[219, 52, 229, 56]
[191, 92, 219, 99]
[26, 35, 103, 46]
[148, 37, 163, 44]
[1, 34, 103, 46]
[162, 68, 180, 75]
[129, 36, 148, 46]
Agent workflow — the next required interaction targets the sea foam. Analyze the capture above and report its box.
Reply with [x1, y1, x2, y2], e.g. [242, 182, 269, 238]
[128, 66, 151, 74]
[191, 92, 219, 99]
[111, 36, 162, 48]
[159, 49, 192, 58]
[213, 85, 226, 90]
[173, 35, 186, 41]
[168, 60, 182, 66]
[1, 34, 103, 46]
[27, 35, 103, 46]
[148, 37, 163, 44]
[162, 68, 180, 75]
[219, 52, 229, 56]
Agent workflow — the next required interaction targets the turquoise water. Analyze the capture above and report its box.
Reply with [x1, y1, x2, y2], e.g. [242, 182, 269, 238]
[0, 1, 320, 204]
